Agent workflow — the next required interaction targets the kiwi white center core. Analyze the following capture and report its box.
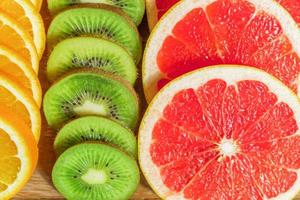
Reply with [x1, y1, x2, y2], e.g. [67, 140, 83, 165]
[219, 139, 237, 156]
[81, 169, 107, 185]
[74, 100, 109, 117]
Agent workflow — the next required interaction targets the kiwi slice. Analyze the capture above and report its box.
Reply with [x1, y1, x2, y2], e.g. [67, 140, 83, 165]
[54, 116, 137, 157]
[47, 6, 142, 63]
[43, 69, 139, 130]
[47, 1, 145, 25]
[47, 37, 137, 84]
[52, 143, 140, 200]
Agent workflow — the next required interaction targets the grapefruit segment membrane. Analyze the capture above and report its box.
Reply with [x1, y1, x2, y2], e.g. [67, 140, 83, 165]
[143, 0, 300, 102]
[139, 66, 300, 200]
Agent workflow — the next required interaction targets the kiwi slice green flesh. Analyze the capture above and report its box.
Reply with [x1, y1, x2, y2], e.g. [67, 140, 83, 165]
[43, 69, 139, 130]
[52, 143, 140, 200]
[54, 116, 137, 157]
[47, 37, 137, 84]
[47, 0, 145, 25]
[47, 6, 142, 63]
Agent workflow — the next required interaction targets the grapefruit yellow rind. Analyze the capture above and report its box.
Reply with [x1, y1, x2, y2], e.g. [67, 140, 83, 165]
[0, 0, 46, 58]
[0, 45, 42, 107]
[0, 72, 41, 142]
[142, 0, 300, 103]
[0, 12, 39, 73]
[139, 65, 300, 200]
[0, 106, 38, 200]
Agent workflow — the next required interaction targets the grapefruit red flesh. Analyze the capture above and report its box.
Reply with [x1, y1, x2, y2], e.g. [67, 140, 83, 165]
[143, 0, 300, 102]
[139, 66, 300, 199]
[147, 0, 300, 29]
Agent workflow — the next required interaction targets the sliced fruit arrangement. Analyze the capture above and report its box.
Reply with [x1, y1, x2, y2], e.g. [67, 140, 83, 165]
[44, 1, 143, 199]
[139, 66, 300, 199]
[146, 0, 300, 30]
[143, 0, 300, 102]
[0, 0, 43, 198]
[47, 6, 142, 63]
[47, 0, 145, 25]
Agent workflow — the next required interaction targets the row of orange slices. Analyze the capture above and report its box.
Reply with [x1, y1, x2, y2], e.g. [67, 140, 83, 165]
[0, 0, 44, 199]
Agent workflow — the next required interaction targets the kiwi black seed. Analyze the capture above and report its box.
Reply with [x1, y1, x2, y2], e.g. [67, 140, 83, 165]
[47, 6, 142, 63]
[54, 116, 137, 157]
[47, 0, 145, 25]
[43, 69, 139, 130]
[47, 37, 137, 84]
[52, 143, 140, 200]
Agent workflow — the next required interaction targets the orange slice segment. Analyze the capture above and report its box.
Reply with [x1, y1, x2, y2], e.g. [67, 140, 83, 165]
[0, 72, 41, 141]
[0, 0, 45, 58]
[0, 12, 39, 73]
[0, 45, 42, 107]
[0, 106, 38, 199]
[30, 0, 42, 11]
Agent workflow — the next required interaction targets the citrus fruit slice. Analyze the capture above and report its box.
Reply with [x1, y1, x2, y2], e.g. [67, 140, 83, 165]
[0, 45, 42, 107]
[0, 0, 46, 58]
[139, 65, 300, 199]
[0, 12, 39, 73]
[146, 0, 300, 30]
[143, 0, 300, 102]
[0, 106, 38, 199]
[0, 72, 41, 141]
[30, 0, 42, 11]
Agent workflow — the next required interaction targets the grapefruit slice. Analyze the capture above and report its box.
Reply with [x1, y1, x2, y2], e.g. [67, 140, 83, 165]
[143, 0, 300, 102]
[139, 65, 300, 199]
[146, 0, 300, 30]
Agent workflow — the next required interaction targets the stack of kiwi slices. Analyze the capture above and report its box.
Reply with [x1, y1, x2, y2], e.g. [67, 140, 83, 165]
[44, 1, 144, 199]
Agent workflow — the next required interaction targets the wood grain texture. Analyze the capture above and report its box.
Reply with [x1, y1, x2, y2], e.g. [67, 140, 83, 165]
[13, 1, 300, 199]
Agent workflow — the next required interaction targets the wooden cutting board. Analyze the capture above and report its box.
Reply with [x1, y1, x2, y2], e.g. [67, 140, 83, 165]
[13, 1, 300, 199]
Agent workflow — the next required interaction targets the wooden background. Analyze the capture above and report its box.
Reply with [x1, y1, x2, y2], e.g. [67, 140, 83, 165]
[12, 1, 300, 199]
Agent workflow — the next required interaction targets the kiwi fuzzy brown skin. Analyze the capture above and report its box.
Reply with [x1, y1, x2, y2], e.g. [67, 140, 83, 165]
[43, 68, 140, 130]
[47, 5, 142, 63]
[47, 37, 138, 84]
[54, 116, 138, 158]
[52, 143, 140, 200]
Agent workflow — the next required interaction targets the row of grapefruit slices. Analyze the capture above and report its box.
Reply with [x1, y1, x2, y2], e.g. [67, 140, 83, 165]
[140, 0, 300, 199]
[0, 0, 44, 199]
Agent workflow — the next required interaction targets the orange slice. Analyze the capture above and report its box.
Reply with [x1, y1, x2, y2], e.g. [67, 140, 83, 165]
[0, 0, 45, 58]
[0, 72, 41, 141]
[0, 45, 42, 107]
[0, 106, 37, 199]
[30, 0, 42, 11]
[0, 12, 39, 73]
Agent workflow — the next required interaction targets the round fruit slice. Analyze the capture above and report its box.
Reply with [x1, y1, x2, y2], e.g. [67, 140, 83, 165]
[47, 0, 145, 25]
[146, 0, 300, 30]
[0, 12, 39, 73]
[0, 106, 38, 199]
[52, 143, 139, 200]
[47, 37, 137, 84]
[0, 45, 42, 107]
[0, 72, 41, 141]
[143, 0, 300, 102]
[54, 116, 137, 157]
[0, 0, 46, 58]
[30, 0, 42, 11]
[47, 6, 142, 64]
[139, 66, 300, 199]
[43, 69, 139, 130]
